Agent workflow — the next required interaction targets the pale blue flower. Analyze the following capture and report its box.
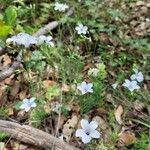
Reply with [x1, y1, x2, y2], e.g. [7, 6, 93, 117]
[54, 2, 69, 12]
[6, 33, 37, 48]
[75, 119, 100, 144]
[38, 35, 54, 47]
[123, 79, 140, 92]
[77, 81, 93, 94]
[75, 24, 88, 35]
[20, 97, 37, 112]
[130, 69, 144, 83]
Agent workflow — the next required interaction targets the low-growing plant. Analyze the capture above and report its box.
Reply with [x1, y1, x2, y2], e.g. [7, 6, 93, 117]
[0, 132, 8, 141]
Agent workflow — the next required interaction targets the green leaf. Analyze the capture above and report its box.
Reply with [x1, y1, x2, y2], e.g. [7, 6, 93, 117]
[34, 61, 46, 72]
[4, 6, 17, 26]
[0, 20, 11, 38]
[0, 132, 8, 141]
[31, 51, 43, 61]
[46, 85, 60, 100]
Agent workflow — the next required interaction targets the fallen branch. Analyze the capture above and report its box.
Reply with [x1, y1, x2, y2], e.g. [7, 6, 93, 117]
[0, 120, 79, 150]
[33, 8, 73, 37]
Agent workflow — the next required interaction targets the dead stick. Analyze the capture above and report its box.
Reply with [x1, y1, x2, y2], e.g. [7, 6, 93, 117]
[0, 120, 79, 150]
[33, 8, 73, 37]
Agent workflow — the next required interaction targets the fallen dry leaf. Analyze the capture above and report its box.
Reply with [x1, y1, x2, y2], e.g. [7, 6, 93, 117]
[68, 102, 80, 114]
[19, 90, 28, 100]
[10, 81, 20, 99]
[133, 100, 144, 112]
[93, 116, 107, 130]
[2, 54, 12, 66]
[43, 80, 56, 89]
[63, 115, 78, 142]
[13, 141, 20, 150]
[115, 105, 123, 125]
[0, 142, 6, 150]
[83, 63, 92, 72]
[0, 83, 7, 98]
[7, 107, 14, 116]
[119, 132, 136, 145]
[61, 84, 70, 92]
[44, 103, 51, 114]
[4, 75, 14, 85]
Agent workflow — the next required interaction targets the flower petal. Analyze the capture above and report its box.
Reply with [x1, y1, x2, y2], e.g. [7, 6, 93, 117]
[30, 97, 36, 103]
[83, 26, 88, 31]
[88, 83, 93, 88]
[81, 81, 87, 87]
[88, 88, 93, 93]
[77, 85, 86, 94]
[75, 129, 85, 137]
[131, 80, 138, 86]
[89, 121, 98, 130]
[130, 74, 136, 80]
[125, 79, 130, 84]
[80, 119, 89, 129]
[24, 106, 31, 112]
[90, 130, 101, 139]
[31, 103, 37, 108]
[22, 98, 29, 103]
[81, 90, 86, 95]
[79, 24, 83, 28]
[75, 26, 80, 31]
[20, 103, 26, 109]
[82, 134, 91, 144]
[137, 72, 144, 82]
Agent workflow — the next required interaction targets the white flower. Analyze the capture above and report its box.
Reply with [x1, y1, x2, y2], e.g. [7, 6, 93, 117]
[130, 69, 144, 83]
[75, 24, 88, 35]
[54, 2, 69, 12]
[112, 82, 118, 89]
[6, 33, 37, 48]
[20, 97, 37, 112]
[123, 79, 140, 92]
[88, 68, 98, 77]
[77, 81, 93, 94]
[38, 35, 54, 47]
[75, 119, 100, 144]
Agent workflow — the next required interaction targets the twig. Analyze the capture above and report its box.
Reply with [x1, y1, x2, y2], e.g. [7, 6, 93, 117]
[0, 120, 79, 150]
[33, 8, 73, 37]
[33, 21, 59, 37]
[128, 118, 150, 128]
[52, 89, 63, 150]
